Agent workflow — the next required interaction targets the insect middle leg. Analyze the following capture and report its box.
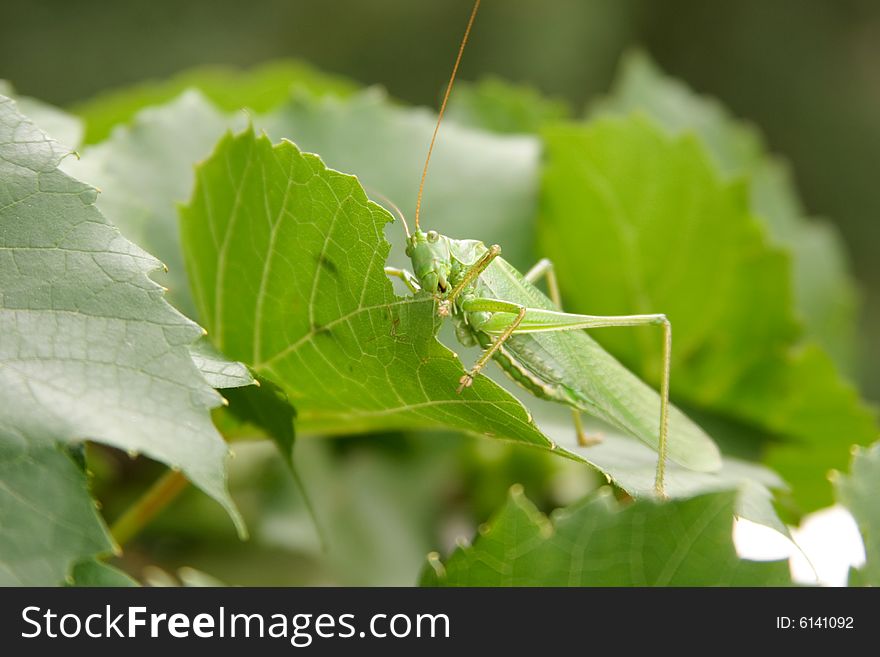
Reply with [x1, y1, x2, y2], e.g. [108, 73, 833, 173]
[457, 297, 526, 393]
[524, 258, 601, 447]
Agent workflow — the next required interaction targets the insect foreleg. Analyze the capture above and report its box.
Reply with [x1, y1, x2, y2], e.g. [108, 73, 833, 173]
[439, 244, 501, 316]
[385, 266, 421, 294]
[457, 297, 526, 392]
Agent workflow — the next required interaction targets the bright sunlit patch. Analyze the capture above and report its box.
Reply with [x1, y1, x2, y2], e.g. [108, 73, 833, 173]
[734, 517, 796, 561]
[790, 505, 866, 586]
[734, 505, 865, 586]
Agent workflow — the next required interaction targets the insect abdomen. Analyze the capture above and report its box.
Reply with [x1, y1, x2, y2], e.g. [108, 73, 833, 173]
[473, 330, 571, 405]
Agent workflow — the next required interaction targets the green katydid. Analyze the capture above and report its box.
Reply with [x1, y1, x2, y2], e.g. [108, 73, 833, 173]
[384, 0, 720, 496]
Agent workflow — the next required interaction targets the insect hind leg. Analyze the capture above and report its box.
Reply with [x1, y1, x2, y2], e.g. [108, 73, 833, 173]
[572, 409, 603, 447]
[457, 297, 527, 393]
[525, 258, 603, 447]
[524, 258, 561, 306]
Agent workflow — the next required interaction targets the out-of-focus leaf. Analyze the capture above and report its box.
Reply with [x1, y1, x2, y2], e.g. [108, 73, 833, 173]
[538, 116, 878, 512]
[73, 87, 541, 317]
[180, 128, 551, 451]
[487, 374, 787, 534]
[189, 338, 255, 390]
[257, 438, 457, 586]
[69, 559, 138, 587]
[63, 91, 234, 318]
[179, 128, 775, 514]
[150, 435, 581, 586]
[73, 60, 357, 145]
[446, 77, 571, 134]
[258, 88, 540, 271]
[0, 95, 243, 533]
[62, 92, 254, 390]
[596, 52, 859, 369]
[0, 434, 113, 586]
[67, 84, 554, 479]
[836, 441, 880, 586]
[224, 376, 296, 464]
[0, 80, 83, 149]
[422, 487, 790, 586]
[744, 344, 877, 513]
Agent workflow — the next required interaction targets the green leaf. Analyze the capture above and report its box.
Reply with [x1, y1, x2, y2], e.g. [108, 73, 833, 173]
[71, 86, 543, 318]
[62, 91, 255, 393]
[73, 60, 357, 145]
[189, 337, 255, 389]
[446, 77, 572, 134]
[0, 80, 83, 149]
[492, 381, 786, 534]
[422, 487, 790, 586]
[180, 128, 778, 521]
[836, 441, 880, 586]
[224, 376, 296, 464]
[0, 434, 113, 585]
[538, 115, 878, 512]
[596, 52, 859, 370]
[743, 344, 878, 513]
[258, 88, 541, 270]
[180, 128, 550, 450]
[0, 95, 243, 534]
[64, 91, 235, 319]
[69, 559, 138, 587]
[254, 436, 459, 586]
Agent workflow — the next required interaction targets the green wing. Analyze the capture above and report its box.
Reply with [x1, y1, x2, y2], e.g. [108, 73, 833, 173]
[449, 240, 721, 472]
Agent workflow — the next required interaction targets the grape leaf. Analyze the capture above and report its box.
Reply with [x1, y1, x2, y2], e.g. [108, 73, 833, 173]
[258, 88, 541, 271]
[0, 89, 247, 397]
[836, 441, 880, 586]
[595, 52, 859, 370]
[532, 401, 788, 535]
[224, 376, 296, 464]
[0, 95, 243, 535]
[58, 92, 252, 390]
[0, 80, 83, 149]
[189, 337, 255, 389]
[180, 128, 550, 449]
[70, 86, 543, 320]
[69, 559, 138, 587]
[446, 77, 572, 134]
[65, 85, 547, 473]
[0, 433, 112, 586]
[257, 86, 789, 521]
[64, 91, 235, 319]
[179, 128, 785, 520]
[538, 116, 878, 512]
[422, 487, 790, 586]
[73, 60, 357, 145]
[474, 368, 786, 533]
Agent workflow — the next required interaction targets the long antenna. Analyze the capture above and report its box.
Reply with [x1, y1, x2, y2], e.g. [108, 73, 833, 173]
[414, 0, 482, 231]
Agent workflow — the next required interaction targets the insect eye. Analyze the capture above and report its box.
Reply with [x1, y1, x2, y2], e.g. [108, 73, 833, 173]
[426, 230, 439, 243]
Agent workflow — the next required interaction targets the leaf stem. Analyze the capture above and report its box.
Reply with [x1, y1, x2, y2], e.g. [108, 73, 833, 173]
[111, 469, 189, 548]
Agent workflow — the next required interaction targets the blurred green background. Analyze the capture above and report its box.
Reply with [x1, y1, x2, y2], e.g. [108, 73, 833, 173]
[3, 0, 877, 585]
